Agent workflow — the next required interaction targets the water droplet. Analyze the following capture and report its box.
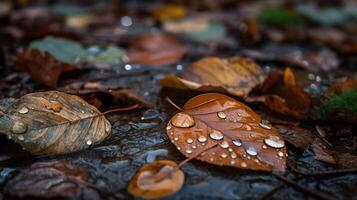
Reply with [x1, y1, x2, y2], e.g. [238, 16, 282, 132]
[246, 147, 258, 156]
[176, 64, 183, 71]
[264, 136, 285, 148]
[81, 110, 85, 114]
[230, 160, 236, 165]
[221, 153, 228, 158]
[105, 125, 111, 133]
[255, 159, 259, 163]
[278, 151, 284, 157]
[217, 111, 226, 119]
[124, 64, 132, 70]
[86, 140, 92, 145]
[262, 145, 267, 149]
[187, 138, 193, 144]
[244, 125, 252, 131]
[198, 135, 207, 143]
[209, 129, 224, 140]
[174, 137, 178, 141]
[177, 147, 181, 150]
[18, 106, 29, 114]
[166, 126, 172, 130]
[18, 135, 24, 141]
[186, 149, 192, 154]
[233, 139, 242, 147]
[171, 113, 195, 128]
[230, 152, 237, 159]
[192, 145, 197, 149]
[259, 120, 272, 130]
[241, 162, 247, 167]
[120, 16, 132, 27]
[11, 121, 27, 134]
[228, 148, 233, 152]
[220, 141, 229, 148]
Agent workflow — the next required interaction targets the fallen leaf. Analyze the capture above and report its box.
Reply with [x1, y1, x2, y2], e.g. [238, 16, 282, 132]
[126, 34, 186, 65]
[4, 160, 95, 199]
[16, 49, 76, 88]
[310, 138, 336, 164]
[0, 91, 111, 155]
[62, 81, 151, 109]
[243, 44, 339, 71]
[161, 56, 265, 97]
[128, 160, 184, 199]
[166, 93, 286, 172]
[247, 69, 313, 120]
[149, 4, 186, 21]
[275, 125, 314, 150]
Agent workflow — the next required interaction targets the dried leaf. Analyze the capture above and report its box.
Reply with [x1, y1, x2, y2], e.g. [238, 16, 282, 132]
[247, 69, 313, 120]
[4, 160, 94, 199]
[310, 138, 336, 164]
[167, 93, 286, 172]
[161, 57, 265, 97]
[128, 160, 184, 199]
[0, 91, 111, 155]
[16, 49, 76, 88]
[126, 34, 186, 65]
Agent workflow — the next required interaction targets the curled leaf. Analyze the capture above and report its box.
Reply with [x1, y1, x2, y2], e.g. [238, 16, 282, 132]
[161, 57, 265, 97]
[166, 93, 286, 172]
[128, 160, 184, 199]
[0, 91, 111, 155]
[4, 160, 94, 199]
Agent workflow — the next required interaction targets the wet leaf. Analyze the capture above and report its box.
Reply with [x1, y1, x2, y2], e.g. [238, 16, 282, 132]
[0, 91, 111, 155]
[161, 57, 265, 97]
[128, 160, 184, 199]
[164, 19, 226, 42]
[166, 93, 286, 172]
[243, 44, 339, 71]
[310, 138, 336, 164]
[275, 125, 314, 150]
[63, 81, 151, 109]
[126, 34, 186, 65]
[16, 48, 76, 88]
[150, 4, 186, 21]
[247, 69, 313, 120]
[4, 160, 96, 199]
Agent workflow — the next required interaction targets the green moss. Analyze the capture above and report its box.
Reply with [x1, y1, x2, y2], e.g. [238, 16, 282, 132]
[259, 7, 304, 28]
[317, 89, 357, 118]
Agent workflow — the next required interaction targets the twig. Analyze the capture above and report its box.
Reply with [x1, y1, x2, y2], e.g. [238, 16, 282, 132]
[102, 104, 139, 115]
[273, 173, 333, 200]
[291, 167, 357, 178]
[257, 182, 285, 200]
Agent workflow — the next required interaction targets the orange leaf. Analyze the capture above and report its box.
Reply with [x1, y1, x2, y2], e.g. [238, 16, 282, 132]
[128, 160, 184, 199]
[166, 93, 286, 172]
[283, 67, 296, 86]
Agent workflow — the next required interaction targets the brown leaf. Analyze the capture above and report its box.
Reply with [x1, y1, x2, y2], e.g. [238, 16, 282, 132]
[16, 49, 76, 88]
[126, 34, 186, 65]
[62, 81, 152, 109]
[275, 124, 314, 150]
[4, 160, 93, 199]
[166, 93, 286, 172]
[128, 160, 184, 199]
[161, 57, 265, 97]
[247, 69, 313, 120]
[0, 91, 111, 155]
[310, 138, 336, 164]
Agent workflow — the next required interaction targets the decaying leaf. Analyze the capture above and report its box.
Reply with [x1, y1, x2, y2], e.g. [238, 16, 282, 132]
[4, 160, 95, 199]
[16, 49, 76, 88]
[128, 160, 184, 199]
[166, 93, 286, 172]
[0, 91, 111, 155]
[310, 138, 336, 164]
[161, 57, 265, 97]
[126, 34, 186, 65]
[247, 69, 313, 120]
[62, 81, 151, 109]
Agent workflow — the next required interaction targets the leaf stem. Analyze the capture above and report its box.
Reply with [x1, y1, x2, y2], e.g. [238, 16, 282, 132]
[102, 104, 139, 115]
[165, 97, 183, 111]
